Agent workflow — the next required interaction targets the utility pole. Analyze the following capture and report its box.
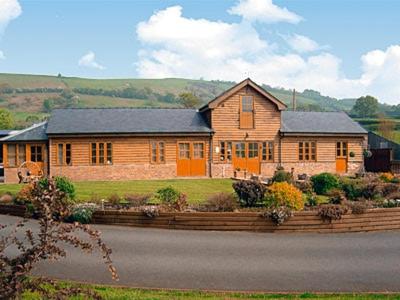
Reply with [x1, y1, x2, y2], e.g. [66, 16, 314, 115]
[292, 88, 296, 111]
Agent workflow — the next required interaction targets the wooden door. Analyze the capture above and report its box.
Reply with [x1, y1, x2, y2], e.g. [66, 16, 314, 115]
[233, 142, 246, 171]
[247, 142, 260, 174]
[177, 142, 206, 177]
[177, 142, 191, 176]
[191, 142, 206, 176]
[336, 141, 348, 173]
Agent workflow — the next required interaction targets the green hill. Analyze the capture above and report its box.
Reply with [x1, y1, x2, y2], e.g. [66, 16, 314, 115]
[0, 73, 356, 128]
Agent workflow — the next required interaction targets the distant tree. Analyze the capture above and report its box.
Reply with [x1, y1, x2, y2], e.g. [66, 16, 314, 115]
[57, 73, 62, 78]
[179, 92, 201, 108]
[352, 95, 379, 118]
[0, 108, 14, 129]
[378, 114, 395, 141]
[25, 115, 41, 124]
[43, 98, 54, 112]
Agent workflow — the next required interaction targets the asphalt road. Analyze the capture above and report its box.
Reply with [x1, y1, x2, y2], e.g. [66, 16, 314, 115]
[2, 214, 400, 292]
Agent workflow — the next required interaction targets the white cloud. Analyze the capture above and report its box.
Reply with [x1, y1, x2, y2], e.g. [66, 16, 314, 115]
[0, 50, 5, 60]
[78, 51, 105, 70]
[0, 0, 22, 32]
[283, 34, 322, 53]
[228, 0, 302, 24]
[135, 5, 400, 105]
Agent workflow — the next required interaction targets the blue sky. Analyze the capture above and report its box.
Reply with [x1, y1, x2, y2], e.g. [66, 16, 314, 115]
[1, 0, 400, 104]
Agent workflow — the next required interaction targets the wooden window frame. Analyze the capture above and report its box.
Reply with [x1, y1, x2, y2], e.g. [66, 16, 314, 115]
[336, 141, 348, 158]
[6, 144, 17, 167]
[90, 142, 113, 165]
[239, 95, 254, 129]
[298, 141, 317, 162]
[262, 141, 274, 162]
[193, 142, 205, 159]
[56, 143, 72, 166]
[178, 142, 190, 160]
[219, 141, 232, 163]
[150, 141, 166, 164]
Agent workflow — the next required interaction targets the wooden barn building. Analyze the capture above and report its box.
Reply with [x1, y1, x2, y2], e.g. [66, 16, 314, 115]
[1, 79, 368, 183]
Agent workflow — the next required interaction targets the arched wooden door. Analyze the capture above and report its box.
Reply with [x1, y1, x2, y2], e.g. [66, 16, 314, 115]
[177, 142, 206, 177]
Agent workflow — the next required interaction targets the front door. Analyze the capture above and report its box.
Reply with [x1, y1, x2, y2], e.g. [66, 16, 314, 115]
[232, 142, 261, 174]
[177, 142, 206, 177]
[336, 141, 348, 173]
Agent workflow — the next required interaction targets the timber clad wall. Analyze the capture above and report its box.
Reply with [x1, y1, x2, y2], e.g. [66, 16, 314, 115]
[211, 86, 281, 163]
[49, 136, 210, 181]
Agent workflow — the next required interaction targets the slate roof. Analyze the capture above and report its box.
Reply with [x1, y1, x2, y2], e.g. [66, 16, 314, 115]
[1, 122, 48, 142]
[281, 111, 367, 134]
[46, 108, 212, 135]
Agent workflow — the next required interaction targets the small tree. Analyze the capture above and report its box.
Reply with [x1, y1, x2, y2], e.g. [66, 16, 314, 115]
[0, 108, 14, 129]
[351, 95, 379, 118]
[178, 92, 201, 108]
[0, 178, 118, 299]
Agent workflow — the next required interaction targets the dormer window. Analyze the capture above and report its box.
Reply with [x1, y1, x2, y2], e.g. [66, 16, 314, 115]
[240, 95, 254, 129]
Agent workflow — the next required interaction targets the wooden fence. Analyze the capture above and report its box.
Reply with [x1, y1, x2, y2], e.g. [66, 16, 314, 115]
[2, 204, 400, 233]
[93, 208, 400, 233]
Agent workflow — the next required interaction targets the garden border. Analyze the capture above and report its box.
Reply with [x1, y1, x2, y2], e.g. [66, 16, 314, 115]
[2, 204, 400, 233]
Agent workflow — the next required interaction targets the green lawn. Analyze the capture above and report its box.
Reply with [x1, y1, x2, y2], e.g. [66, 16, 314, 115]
[21, 282, 400, 300]
[0, 179, 234, 204]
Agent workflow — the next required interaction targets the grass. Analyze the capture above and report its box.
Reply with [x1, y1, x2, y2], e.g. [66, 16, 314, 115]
[0, 179, 234, 204]
[21, 281, 400, 299]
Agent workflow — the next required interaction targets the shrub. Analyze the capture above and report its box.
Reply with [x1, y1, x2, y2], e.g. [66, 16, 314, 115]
[271, 170, 293, 183]
[68, 203, 98, 224]
[125, 193, 151, 207]
[0, 192, 13, 204]
[204, 193, 239, 212]
[391, 177, 400, 184]
[174, 193, 188, 211]
[107, 193, 121, 206]
[305, 193, 318, 207]
[380, 172, 394, 183]
[340, 177, 364, 200]
[263, 206, 293, 225]
[14, 184, 34, 204]
[155, 186, 180, 204]
[327, 188, 347, 205]
[264, 182, 304, 210]
[381, 183, 400, 197]
[295, 180, 313, 194]
[39, 176, 76, 200]
[349, 201, 369, 215]
[318, 204, 348, 222]
[378, 199, 400, 208]
[311, 173, 340, 195]
[233, 180, 266, 207]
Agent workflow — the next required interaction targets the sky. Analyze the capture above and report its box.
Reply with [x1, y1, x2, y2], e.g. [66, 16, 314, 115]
[1, 0, 400, 104]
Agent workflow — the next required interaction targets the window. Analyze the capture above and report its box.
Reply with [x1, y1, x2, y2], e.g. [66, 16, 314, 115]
[235, 142, 245, 158]
[241, 96, 253, 112]
[18, 144, 26, 164]
[179, 143, 190, 159]
[240, 95, 254, 129]
[151, 141, 165, 163]
[219, 141, 232, 162]
[7, 144, 16, 167]
[262, 142, 274, 161]
[91, 142, 112, 165]
[336, 141, 348, 158]
[30, 145, 43, 162]
[193, 143, 204, 159]
[299, 141, 316, 161]
[248, 142, 259, 158]
[57, 143, 72, 165]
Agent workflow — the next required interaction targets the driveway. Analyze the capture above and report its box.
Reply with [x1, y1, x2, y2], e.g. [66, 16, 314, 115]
[2, 214, 400, 292]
